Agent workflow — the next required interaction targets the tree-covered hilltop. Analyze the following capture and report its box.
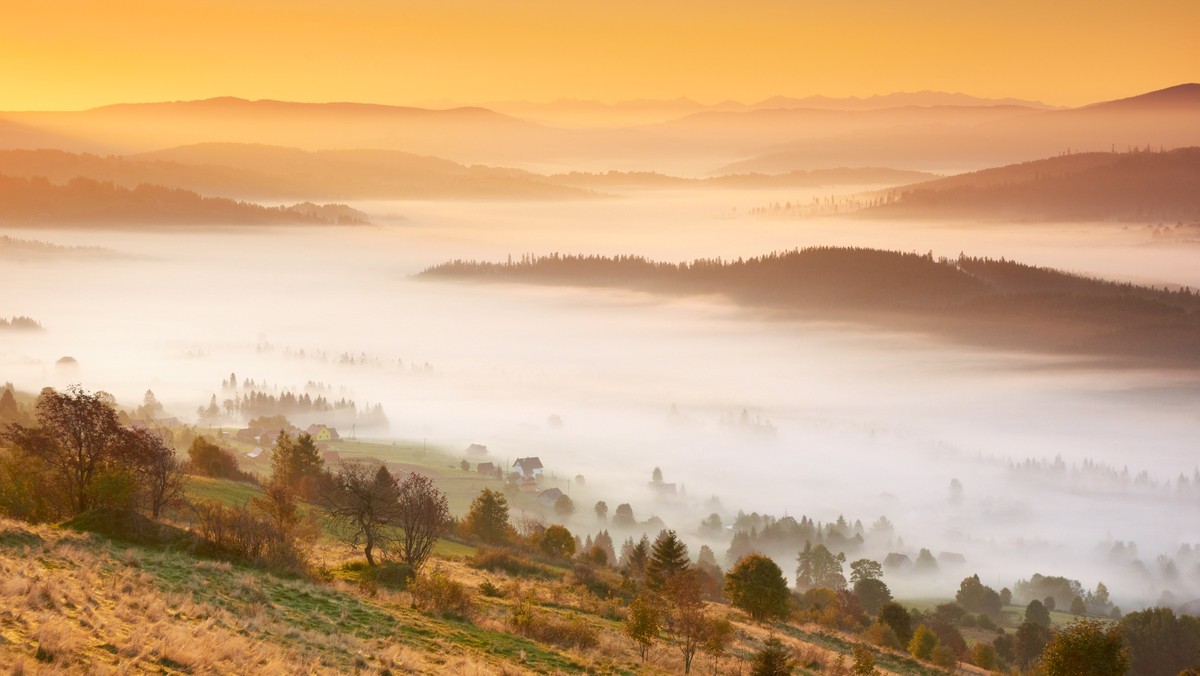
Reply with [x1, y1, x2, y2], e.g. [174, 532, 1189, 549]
[419, 247, 1200, 364]
[0, 173, 370, 226]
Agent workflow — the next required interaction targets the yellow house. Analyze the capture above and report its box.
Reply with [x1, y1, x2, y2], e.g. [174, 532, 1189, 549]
[306, 424, 340, 442]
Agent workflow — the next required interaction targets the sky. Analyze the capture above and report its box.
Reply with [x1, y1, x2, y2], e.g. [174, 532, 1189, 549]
[1, 0, 1197, 110]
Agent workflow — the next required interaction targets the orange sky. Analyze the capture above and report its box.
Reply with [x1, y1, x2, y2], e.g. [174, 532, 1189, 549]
[2, 0, 1197, 110]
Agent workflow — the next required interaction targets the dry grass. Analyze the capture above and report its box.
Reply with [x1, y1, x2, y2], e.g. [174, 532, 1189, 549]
[0, 518, 535, 674]
[0, 516, 950, 675]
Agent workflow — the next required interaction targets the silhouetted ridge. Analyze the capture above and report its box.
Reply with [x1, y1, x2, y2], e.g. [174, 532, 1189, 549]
[0, 174, 369, 226]
[420, 248, 1200, 365]
[864, 147, 1200, 221]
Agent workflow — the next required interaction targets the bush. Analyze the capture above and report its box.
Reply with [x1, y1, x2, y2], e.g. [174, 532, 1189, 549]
[478, 580, 503, 597]
[508, 599, 599, 650]
[409, 567, 475, 620]
[190, 499, 311, 575]
[470, 548, 561, 580]
[367, 562, 413, 589]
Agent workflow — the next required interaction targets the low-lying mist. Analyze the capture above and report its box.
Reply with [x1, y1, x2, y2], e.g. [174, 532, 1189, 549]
[3, 189, 1198, 609]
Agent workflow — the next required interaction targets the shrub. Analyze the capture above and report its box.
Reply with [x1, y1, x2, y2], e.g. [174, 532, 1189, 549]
[409, 567, 474, 620]
[508, 599, 599, 650]
[470, 548, 560, 580]
[190, 499, 311, 575]
[478, 580, 503, 597]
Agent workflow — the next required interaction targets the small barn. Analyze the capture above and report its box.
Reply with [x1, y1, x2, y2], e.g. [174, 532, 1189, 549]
[477, 462, 495, 474]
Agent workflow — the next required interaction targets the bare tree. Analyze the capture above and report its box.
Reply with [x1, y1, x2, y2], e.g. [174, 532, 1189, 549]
[394, 472, 450, 572]
[322, 461, 400, 566]
[123, 427, 186, 518]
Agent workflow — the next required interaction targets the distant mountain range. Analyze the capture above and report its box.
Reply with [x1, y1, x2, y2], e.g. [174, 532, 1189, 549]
[482, 91, 1058, 126]
[419, 248, 1200, 366]
[860, 147, 1200, 222]
[1, 85, 1195, 173]
[719, 84, 1200, 173]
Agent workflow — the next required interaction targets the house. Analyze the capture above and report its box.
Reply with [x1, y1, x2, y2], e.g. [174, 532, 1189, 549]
[512, 457, 543, 479]
[322, 450, 342, 465]
[883, 553, 912, 571]
[476, 462, 495, 474]
[306, 424, 340, 442]
[466, 443, 489, 456]
[538, 487, 564, 508]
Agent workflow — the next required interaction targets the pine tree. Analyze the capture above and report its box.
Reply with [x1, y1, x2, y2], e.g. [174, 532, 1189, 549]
[647, 529, 690, 589]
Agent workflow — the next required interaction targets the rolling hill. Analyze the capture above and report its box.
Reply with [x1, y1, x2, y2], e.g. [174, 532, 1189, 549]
[420, 248, 1200, 366]
[0, 174, 369, 226]
[0, 146, 594, 201]
[861, 147, 1200, 222]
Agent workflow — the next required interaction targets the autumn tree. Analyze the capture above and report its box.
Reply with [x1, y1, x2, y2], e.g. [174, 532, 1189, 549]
[554, 493, 575, 518]
[1025, 599, 1051, 627]
[540, 524, 575, 559]
[725, 553, 790, 622]
[613, 502, 635, 527]
[908, 624, 937, 660]
[625, 591, 662, 662]
[1012, 620, 1052, 669]
[187, 436, 243, 479]
[1040, 619, 1129, 676]
[270, 431, 324, 498]
[956, 574, 1002, 618]
[663, 570, 707, 673]
[878, 602, 914, 645]
[394, 471, 450, 571]
[700, 616, 735, 674]
[808, 544, 846, 589]
[1119, 607, 1200, 676]
[464, 487, 512, 544]
[3, 386, 124, 515]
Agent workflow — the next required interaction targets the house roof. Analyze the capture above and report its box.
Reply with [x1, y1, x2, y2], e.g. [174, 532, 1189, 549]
[514, 457, 543, 469]
[477, 462, 495, 472]
[539, 488, 564, 499]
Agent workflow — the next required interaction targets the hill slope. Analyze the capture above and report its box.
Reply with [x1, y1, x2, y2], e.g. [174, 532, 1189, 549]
[862, 148, 1200, 222]
[420, 248, 1200, 365]
[0, 146, 594, 201]
[0, 174, 369, 226]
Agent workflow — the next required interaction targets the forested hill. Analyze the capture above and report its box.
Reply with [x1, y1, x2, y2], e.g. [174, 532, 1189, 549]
[860, 147, 1200, 222]
[420, 248, 1200, 365]
[0, 174, 369, 226]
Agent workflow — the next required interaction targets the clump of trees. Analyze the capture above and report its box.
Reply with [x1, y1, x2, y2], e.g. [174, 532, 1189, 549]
[186, 436, 256, 482]
[1, 386, 185, 522]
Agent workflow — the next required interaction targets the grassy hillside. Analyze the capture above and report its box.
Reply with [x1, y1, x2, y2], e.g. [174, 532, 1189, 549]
[0, 515, 958, 674]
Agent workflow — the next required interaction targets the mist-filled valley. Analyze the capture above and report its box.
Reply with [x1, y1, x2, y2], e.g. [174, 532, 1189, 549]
[3, 29, 1200, 668]
[5, 187, 1199, 615]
